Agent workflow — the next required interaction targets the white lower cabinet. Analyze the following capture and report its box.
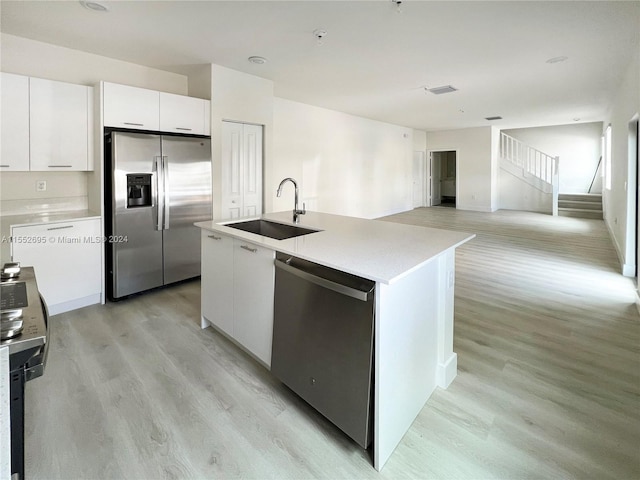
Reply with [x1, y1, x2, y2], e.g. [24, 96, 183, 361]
[232, 238, 275, 366]
[200, 231, 275, 367]
[11, 218, 102, 315]
[201, 231, 234, 336]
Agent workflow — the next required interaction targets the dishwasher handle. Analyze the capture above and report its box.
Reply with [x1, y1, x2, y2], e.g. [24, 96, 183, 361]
[275, 258, 373, 302]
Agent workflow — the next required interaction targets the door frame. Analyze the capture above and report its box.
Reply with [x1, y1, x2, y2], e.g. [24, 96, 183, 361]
[626, 114, 639, 279]
[427, 149, 459, 207]
[412, 151, 427, 208]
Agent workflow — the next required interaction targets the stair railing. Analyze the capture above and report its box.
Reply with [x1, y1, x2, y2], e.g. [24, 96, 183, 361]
[588, 156, 602, 194]
[500, 132, 560, 215]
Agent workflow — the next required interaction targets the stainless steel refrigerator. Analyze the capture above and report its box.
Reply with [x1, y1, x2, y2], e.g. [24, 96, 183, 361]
[105, 131, 212, 300]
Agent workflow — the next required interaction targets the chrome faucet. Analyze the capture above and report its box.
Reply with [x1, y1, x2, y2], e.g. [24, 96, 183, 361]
[276, 177, 306, 222]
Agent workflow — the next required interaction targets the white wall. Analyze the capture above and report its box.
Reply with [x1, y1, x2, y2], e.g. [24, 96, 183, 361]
[0, 34, 187, 93]
[0, 33, 188, 212]
[603, 49, 640, 276]
[499, 169, 552, 213]
[272, 98, 413, 219]
[504, 122, 603, 194]
[426, 127, 495, 212]
[210, 64, 274, 219]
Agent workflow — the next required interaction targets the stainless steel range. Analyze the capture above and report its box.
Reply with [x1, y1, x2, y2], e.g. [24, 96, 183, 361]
[0, 263, 48, 479]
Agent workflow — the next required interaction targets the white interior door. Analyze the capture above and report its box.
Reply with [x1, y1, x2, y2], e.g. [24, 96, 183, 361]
[221, 121, 243, 219]
[412, 151, 426, 208]
[221, 121, 263, 220]
[431, 153, 442, 206]
[242, 124, 263, 217]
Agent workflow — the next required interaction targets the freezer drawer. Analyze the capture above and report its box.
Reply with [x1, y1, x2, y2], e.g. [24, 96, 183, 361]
[271, 253, 375, 448]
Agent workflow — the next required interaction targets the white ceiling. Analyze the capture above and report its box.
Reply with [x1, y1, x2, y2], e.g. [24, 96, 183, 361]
[1, 1, 639, 131]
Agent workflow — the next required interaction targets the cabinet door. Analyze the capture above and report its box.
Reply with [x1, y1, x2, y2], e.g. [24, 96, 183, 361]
[0, 73, 30, 171]
[29, 77, 91, 171]
[159, 92, 206, 135]
[201, 230, 234, 337]
[11, 219, 101, 310]
[103, 82, 160, 131]
[233, 239, 275, 367]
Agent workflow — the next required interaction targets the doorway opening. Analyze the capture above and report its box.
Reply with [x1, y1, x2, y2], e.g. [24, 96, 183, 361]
[430, 151, 457, 208]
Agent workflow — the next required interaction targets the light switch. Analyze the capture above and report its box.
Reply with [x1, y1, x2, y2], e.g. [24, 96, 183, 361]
[36, 180, 47, 192]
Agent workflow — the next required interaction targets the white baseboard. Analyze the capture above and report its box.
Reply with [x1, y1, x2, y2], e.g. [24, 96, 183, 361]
[604, 218, 635, 277]
[636, 291, 640, 316]
[48, 293, 101, 316]
[436, 352, 457, 388]
[200, 316, 211, 329]
[456, 204, 494, 213]
[622, 263, 636, 277]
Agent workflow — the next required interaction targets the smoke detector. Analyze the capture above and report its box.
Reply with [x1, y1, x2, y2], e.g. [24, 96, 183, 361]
[313, 29, 327, 45]
[248, 56, 267, 65]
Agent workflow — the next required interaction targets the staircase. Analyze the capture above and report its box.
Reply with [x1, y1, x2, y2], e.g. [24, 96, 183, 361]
[558, 193, 603, 219]
[500, 132, 560, 215]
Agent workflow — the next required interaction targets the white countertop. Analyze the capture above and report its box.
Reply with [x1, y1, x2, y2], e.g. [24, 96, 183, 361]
[196, 211, 474, 284]
[0, 210, 101, 263]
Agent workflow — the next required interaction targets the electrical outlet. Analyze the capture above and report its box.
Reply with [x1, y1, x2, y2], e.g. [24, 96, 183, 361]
[36, 180, 47, 192]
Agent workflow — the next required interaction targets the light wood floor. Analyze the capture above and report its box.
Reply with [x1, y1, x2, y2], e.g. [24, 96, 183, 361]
[25, 208, 639, 479]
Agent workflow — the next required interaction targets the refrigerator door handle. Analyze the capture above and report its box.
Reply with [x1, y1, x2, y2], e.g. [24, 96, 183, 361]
[154, 156, 164, 231]
[162, 155, 170, 230]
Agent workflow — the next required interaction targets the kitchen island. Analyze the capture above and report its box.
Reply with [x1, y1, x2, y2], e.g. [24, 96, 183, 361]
[196, 211, 474, 470]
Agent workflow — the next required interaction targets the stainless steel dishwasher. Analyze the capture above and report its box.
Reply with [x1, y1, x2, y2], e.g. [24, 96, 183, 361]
[271, 252, 375, 448]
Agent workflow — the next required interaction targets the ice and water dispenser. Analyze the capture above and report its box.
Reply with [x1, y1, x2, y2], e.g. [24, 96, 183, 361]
[126, 174, 152, 208]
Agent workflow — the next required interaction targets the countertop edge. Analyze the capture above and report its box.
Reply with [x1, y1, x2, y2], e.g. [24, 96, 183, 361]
[196, 212, 475, 284]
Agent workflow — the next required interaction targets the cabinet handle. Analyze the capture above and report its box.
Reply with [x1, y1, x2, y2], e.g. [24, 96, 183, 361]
[47, 225, 74, 231]
[124, 122, 144, 126]
[240, 245, 257, 253]
[0, 165, 10, 168]
[48, 165, 72, 168]
[175, 127, 193, 131]
[208, 234, 222, 240]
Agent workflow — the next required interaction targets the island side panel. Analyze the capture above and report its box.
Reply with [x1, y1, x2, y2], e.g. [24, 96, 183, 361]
[437, 249, 457, 388]
[373, 259, 439, 471]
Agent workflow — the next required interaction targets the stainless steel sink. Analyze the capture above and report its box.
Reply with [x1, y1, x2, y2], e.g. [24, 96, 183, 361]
[225, 219, 320, 240]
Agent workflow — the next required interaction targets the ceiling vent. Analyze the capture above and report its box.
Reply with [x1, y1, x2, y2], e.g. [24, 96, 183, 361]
[426, 85, 458, 95]
[485, 116, 503, 121]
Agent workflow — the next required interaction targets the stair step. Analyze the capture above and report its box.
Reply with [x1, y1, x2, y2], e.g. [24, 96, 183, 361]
[558, 193, 602, 202]
[557, 200, 603, 210]
[558, 207, 603, 219]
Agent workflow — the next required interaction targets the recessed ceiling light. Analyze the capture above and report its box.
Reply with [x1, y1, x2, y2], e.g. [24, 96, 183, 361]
[79, 1, 108, 12]
[426, 85, 458, 95]
[485, 116, 503, 121]
[546, 56, 568, 64]
[248, 56, 267, 65]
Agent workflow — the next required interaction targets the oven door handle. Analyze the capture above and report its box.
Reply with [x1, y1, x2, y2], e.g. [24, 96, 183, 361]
[25, 295, 50, 381]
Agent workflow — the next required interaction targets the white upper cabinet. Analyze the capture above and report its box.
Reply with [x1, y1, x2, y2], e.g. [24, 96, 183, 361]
[103, 82, 210, 135]
[160, 92, 208, 135]
[103, 82, 160, 131]
[29, 77, 93, 171]
[0, 72, 30, 171]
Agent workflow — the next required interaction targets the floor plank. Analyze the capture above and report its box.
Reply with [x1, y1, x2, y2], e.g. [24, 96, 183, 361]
[24, 207, 640, 479]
